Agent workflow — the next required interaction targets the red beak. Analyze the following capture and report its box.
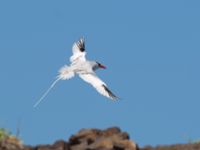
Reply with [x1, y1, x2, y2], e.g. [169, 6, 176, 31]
[99, 64, 106, 69]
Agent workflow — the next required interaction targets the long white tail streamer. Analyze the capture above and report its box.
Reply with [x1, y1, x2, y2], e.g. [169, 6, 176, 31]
[33, 77, 61, 108]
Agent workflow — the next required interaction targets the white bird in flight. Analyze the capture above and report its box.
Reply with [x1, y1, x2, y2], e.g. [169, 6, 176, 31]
[33, 38, 118, 108]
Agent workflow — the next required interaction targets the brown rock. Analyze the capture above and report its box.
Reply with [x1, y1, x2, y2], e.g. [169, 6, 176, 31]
[52, 140, 69, 150]
[1, 127, 200, 150]
[33, 140, 69, 150]
[69, 127, 137, 150]
[140, 143, 200, 150]
[0, 136, 23, 150]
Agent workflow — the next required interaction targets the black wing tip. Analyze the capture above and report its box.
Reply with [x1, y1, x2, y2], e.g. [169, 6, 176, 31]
[77, 37, 85, 52]
[102, 84, 118, 100]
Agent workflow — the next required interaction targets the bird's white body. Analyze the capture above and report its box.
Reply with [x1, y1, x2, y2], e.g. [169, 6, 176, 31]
[59, 61, 95, 78]
[34, 38, 117, 108]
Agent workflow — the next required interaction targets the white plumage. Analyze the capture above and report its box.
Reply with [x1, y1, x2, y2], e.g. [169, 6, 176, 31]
[70, 38, 86, 63]
[58, 65, 75, 80]
[79, 74, 116, 100]
[34, 37, 117, 108]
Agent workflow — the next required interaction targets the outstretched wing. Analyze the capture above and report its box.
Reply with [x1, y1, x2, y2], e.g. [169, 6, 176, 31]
[70, 38, 86, 63]
[79, 73, 117, 100]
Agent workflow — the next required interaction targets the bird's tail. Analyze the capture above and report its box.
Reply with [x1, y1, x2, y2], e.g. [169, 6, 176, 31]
[33, 65, 74, 108]
[58, 65, 75, 80]
[33, 77, 61, 108]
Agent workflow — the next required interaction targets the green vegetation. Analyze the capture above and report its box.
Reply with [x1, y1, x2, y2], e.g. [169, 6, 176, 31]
[0, 128, 23, 148]
[0, 128, 11, 141]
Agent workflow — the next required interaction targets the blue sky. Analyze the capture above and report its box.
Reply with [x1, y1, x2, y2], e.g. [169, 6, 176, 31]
[0, 0, 200, 147]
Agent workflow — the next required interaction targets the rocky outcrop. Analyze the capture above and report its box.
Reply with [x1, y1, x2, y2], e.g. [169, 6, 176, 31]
[0, 135, 24, 150]
[141, 143, 200, 150]
[0, 127, 200, 150]
[68, 127, 137, 150]
[31, 140, 70, 150]
[0, 127, 137, 150]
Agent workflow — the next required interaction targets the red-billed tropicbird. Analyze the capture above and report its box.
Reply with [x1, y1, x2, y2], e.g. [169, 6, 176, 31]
[33, 38, 117, 108]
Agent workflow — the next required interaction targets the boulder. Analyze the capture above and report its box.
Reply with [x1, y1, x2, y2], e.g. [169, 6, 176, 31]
[69, 127, 137, 150]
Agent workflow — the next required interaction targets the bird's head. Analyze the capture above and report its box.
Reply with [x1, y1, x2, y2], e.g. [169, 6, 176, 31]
[93, 61, 106, 70]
